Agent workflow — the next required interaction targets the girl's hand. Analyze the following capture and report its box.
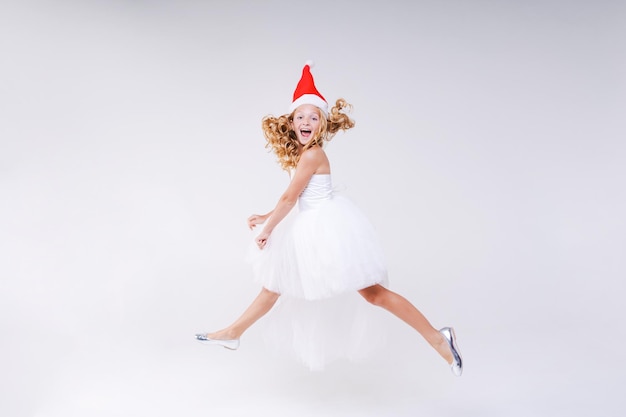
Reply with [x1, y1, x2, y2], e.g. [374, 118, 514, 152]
[255, 230, 270, 250]
[247, 214, 267, 230]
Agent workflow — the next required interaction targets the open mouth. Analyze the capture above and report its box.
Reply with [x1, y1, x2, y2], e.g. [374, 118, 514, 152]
[300, 129, 312, 138]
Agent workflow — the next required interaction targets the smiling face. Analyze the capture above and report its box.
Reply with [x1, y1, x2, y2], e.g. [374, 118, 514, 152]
[291, 104, 322, 146]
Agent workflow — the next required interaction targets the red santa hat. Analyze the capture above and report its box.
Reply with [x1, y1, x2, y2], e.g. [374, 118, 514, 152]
[289, 60, 328, 117]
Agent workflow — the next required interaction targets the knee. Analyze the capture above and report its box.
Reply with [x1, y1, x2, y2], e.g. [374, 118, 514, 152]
[359, 285, 387, 307]
[261, 287, 280, 302]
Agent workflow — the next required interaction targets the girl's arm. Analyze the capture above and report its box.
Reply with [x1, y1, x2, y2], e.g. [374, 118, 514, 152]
[247, 210, 274, 230]
[255, 148, 322, 249]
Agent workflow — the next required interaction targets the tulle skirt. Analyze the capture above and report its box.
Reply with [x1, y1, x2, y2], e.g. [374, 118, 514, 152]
[246, 194, 389, 370]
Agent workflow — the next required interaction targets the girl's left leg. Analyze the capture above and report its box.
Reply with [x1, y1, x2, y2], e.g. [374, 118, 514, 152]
[358, 284, 454, 364]
[201, 287, 280, 341]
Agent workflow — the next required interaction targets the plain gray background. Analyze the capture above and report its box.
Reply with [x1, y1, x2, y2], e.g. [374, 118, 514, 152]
[1, 1, 625, 416]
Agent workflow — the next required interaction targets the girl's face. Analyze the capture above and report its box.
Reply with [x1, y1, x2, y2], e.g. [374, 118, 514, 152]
[291, 104, 321, 146]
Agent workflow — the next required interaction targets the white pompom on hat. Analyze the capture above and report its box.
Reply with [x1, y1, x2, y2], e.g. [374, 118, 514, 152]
[289, 60, 328, 117]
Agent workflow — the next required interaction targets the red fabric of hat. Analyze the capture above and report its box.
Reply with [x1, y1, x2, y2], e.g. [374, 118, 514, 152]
[289, 61, 328, 116]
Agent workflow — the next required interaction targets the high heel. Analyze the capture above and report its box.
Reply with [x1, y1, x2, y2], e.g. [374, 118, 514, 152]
[195, 334, 240, 350]
[439, 327, 463, 376]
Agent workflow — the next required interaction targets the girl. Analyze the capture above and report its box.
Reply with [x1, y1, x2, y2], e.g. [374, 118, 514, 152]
[196, 62, 463, 376]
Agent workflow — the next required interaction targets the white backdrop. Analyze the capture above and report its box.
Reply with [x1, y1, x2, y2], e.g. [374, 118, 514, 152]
[1, 1, 625, 416]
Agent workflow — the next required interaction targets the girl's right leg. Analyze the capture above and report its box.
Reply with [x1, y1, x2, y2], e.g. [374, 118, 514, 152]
[202, 287, 280, 341]
[358, 284, 455, 364]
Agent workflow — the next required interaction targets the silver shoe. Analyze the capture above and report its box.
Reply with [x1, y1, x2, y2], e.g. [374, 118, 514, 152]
[195, 334, 240, 350]
[439, 327, 463, 376]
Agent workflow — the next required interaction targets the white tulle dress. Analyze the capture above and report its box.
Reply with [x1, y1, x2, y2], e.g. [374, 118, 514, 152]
[246, 174, 389, 370]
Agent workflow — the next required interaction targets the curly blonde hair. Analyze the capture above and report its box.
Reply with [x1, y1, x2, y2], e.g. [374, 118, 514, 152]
[261, 98, 355, 171]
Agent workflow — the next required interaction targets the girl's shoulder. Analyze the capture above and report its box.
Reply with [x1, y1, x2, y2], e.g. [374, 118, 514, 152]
[301, 145, 326, 158]
[299, 146, 330, 174]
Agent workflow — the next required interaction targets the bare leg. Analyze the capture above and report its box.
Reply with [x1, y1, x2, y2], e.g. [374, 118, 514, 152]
[358, 284, 454, 364]
[206, 287, 280, 340]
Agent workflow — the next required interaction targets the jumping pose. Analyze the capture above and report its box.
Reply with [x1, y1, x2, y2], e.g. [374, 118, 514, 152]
[196, 62, 462, 376]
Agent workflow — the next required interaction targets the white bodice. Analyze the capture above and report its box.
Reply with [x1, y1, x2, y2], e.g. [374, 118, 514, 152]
[299, 174, 332, 210]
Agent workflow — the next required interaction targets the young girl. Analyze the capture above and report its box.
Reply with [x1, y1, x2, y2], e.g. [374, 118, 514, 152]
[196, 62, 463, 376]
